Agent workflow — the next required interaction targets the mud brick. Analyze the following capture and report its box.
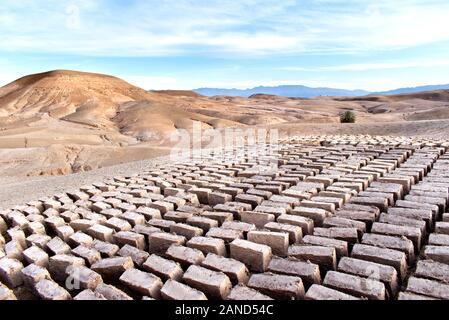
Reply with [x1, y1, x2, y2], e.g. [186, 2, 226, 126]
[206, 227, 243, 243]
[387, 207, 433, 229]
[332, 182, 363, 192]
[94, 283, 132, 300]
[397, 200, 440, 217]
[267, 257, 321, 287]
[240, 211, 275, 228]
[92, 239, 119, 258]
[264, 222, 303, 244]
[113, 231, 146, 250]
[227, 284, 273, 300]
[235, 194, 264, 209]
[369, 182, 403, 200]
[166, 245, 205, 267]
[371, 222, 421, 251]
[200, 253, 249, 284]
[25, 234, 51, 250]
[343, 203, 380, 216]
[72, 245, 101, 266]
[148, 219, 176, 232]
[60, 211, 80, 223]
[200, 211, 233, 225]
[46, 237, 71, 255]
[186, 216, 218, 232]
[189, 188, 213, 204]
[302, 235, 348, 258]
[424, 245, 449, 264]
[323, 271, 385, 300]
[135, 207, 161, 220]
[406, 277, 449, 299]
[247, 273, 304, 300]
[351, 244, 407, 280]
[208, 192, 232, 206]
[54, 225, 75, 242]
[74, 289, 106, 300]
[115, 202, 137, 213]
[20, 264, 51, 288]
[323, 217, 366, 237]
[164, 187, 185, 197]
[314, 227, 359, 244]
[163, 196, 186, 210]
[43, 199, 62, 211]
[248, 231, 289, 257]
[186, 237, 227, 256]
[254, 205, 286, 218]
[429, 233, 449, 246]
[219, 186, 244, 198]
[182, 265, 232, 299]
[148, 232, 186, 254]
[144, 193, 164, 202]
[255, 184, 282, 195]
[221, 221, 255, 235]
[230, 239, 272, 272]
[177, 205, 204, 214]
[5, 240, 24, 261]
[35, 279, 71, 300]
[48, 254, 85, 281]
[261, 200, 292, 212]
[143, 254, 183, 281]
[91, 202, 111, 213]
[24, 222, 45, 236]
[361, 233, 414, 262]
[300, 200, 335, 213]
[121, 212, 145, 227]
[148, 201, 174, 215]
[164, 211, 193, 223]
[87, 224, 115, 243]
[247, 189, 273, 200]
[104, 217, 132, 232]
[0, 258, 24, 288]
[415, 259, 449, 284]
[66, 265, 103, 290]
[311, 196, 344, 210]
[118, 244, 149, 266]
[397, 292, 438, 300]
[0, 216, 7, 235]
[103, 198, 123, 208]
[291, 207, 328, 227]
[7, 228, 27, 248]
[288, 245, 337, 271]
[169, 223, 202, 239]
[338, 257, 398, 296]
[404, 195, 445, 214]
[350, 197, 388, 212]
[91, 256, 134, 280]
[70, 219, 96, 232]
[26, 214, 46, 224]
[305, 284, 360, 300]
[44, 216, 65, 233]
[282, 189, 311, 201]
[161, 279, 207, 300]
[131, 225, 161, 239]
[359, 191, 394, 206]
[277, 214, 314, 235]
[436, 222, 449, 235]
[319, 191, 351, 202]
[22, 246, 49, 267]
[119, 268, 162, 298]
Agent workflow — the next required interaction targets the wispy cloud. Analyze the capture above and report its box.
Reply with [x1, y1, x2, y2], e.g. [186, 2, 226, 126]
[1, 0, 449, 56]
[280, 58, 449, 72]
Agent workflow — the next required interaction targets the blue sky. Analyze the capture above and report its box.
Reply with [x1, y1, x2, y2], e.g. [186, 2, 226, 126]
[1, 0, 449, 91]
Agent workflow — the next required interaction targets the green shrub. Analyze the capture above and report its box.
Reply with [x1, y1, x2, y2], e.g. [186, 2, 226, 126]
[340, 110, 356, 123]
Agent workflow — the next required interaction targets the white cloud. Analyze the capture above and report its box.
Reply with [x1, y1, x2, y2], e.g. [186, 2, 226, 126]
[1, 0, 449, 56]
[280, 58, 449, 72]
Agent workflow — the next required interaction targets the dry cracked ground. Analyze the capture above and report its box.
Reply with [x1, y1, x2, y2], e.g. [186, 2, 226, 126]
[1, 135, 449, 300]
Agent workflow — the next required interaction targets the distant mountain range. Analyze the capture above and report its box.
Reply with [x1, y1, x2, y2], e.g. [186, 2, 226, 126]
[193, 84, 449, 98]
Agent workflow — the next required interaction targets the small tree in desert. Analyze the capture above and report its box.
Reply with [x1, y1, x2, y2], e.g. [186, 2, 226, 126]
[340, 110, 356, 123]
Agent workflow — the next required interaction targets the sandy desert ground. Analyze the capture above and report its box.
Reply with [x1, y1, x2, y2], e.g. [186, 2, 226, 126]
[1, 69, 449, 188]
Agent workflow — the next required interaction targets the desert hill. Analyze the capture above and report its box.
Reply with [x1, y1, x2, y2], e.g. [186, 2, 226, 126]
[1, 69, 449, 177]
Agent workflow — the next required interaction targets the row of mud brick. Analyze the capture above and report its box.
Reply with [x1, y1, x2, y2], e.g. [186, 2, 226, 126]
[1, 136, 448, 300]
